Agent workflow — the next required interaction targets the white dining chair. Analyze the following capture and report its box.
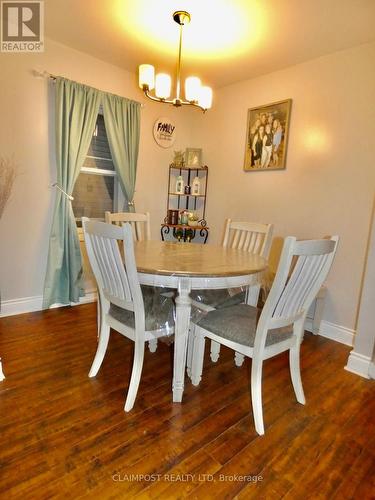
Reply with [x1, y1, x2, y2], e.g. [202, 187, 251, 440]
[222, 219, 273, 254]
[188, 219, 273, 370]
[192, 220, 273, 309]
[82, 218, 174, 412]
[105, 210, 163, 353]
[105, 211, 151, 242]
[190, 235, 339, 435]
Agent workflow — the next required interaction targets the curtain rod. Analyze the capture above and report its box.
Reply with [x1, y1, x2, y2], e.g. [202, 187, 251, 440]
[32, 69, 145, 107]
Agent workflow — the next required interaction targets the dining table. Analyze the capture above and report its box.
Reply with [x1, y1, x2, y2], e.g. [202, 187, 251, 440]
[134, 240, 268, 403]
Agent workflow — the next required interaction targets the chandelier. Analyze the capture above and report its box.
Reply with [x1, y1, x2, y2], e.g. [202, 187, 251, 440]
[138, 11, 213, 112]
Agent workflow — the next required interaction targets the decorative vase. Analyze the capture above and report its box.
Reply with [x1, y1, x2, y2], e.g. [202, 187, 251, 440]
[192, 176, 200, 195]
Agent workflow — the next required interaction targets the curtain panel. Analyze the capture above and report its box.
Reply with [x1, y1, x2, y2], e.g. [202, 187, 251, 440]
[43, 78, 141, 309]
[43, 78, 101, 308]
[102, 93, 141, 212]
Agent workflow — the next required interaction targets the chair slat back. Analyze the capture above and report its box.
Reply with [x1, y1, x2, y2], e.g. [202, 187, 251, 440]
[105, 211, 151, 242]
[82, 218, 142, 310]
[260, 236, 338, 331]
[222, 219, 273, 258]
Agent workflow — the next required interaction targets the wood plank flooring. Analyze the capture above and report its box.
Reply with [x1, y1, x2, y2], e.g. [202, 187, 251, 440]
[0, 303, 374, 499]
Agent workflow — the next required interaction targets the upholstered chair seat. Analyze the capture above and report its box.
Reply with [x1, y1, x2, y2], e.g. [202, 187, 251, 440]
[110, 286, 174, 332]
[196, 304, 293, 347]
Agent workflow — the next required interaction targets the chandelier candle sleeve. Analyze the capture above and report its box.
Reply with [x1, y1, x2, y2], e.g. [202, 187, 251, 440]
[185, 76, 201, 102]
[139, 64, 155, 90]
[155, 74, 171, 99]
[198, 86, 213, 110]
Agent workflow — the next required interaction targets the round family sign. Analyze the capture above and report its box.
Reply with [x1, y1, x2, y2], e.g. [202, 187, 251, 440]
[153, 117, 176, 148]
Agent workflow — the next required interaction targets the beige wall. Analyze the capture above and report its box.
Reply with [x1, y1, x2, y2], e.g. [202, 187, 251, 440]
[1, 37, 374, 334]
[191, 42, 375, 330]
[0, 38, 195, 303]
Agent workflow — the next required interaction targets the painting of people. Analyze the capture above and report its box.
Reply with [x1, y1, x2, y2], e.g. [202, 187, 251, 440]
[244, 99, 292, 171]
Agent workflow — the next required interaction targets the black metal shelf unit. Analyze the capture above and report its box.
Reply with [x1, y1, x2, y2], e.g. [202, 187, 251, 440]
[161, 164, 209, 243]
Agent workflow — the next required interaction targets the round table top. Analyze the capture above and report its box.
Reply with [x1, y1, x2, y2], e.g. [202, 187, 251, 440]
[135, 240, 267, 278]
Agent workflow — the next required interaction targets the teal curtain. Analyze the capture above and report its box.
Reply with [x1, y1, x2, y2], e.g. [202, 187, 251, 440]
[43, 78, 101, 308]
[102, 93, 141, 212]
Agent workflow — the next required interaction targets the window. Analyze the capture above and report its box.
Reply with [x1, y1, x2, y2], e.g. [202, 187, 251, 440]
[72, 113, 118, 226]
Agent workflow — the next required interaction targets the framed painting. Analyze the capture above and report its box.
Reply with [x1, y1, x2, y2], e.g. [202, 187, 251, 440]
[243, 99, 292, 171]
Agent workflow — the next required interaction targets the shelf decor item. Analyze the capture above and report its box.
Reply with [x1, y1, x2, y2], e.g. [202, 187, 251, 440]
[161, 163, 209, 243]
[175, 175, 184, 194]
[188, 213, 199, 227]
[192, 176, 200, 195]
[167, 209, 179, 225]
[181, 210, 189, 225]
[172, 150, 184, 167]
[185, 148, 202, 167]
[243, 99, 292, 171]
[138, 11, 213, 112]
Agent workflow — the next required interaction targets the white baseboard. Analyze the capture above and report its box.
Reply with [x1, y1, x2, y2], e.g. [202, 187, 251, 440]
[305, 318, 355, 347]
[0, 295, 42, 317]
[1, 294, 355, 350]
[345, 351, 372, 379]
[0, 292, 97, 318]
[318, 320, 355, 346]
[304, 318, 314, 333]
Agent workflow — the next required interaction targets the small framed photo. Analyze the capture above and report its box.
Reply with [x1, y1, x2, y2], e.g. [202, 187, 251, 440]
[185, 148, 202, 167]
[243, 99, 292, 171]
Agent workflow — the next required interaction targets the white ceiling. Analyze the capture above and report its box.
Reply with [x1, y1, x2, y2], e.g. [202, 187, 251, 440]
[45, 0, 375, 89]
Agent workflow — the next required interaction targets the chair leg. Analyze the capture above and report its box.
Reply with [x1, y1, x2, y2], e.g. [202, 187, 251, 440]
[289, 345, 306, 405]
[89, 294, 110, 378]
[191, 328, 205, 386]
[210, 340, 220, 362]
[148, 338, 158, 353]
[234, 352, 245, 367]
[89, 323, 110, 377]
[124, 340, 145, 412]
[96, 290, 101, 339]
[186, 324, 194, 378]
[251, 357, 265, 435]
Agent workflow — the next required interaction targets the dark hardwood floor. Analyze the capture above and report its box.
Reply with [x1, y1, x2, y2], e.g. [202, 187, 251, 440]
[0, 303, 374, 499]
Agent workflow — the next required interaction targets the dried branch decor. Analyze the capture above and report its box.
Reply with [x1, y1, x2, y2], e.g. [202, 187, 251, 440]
[0, 157, 17, 219]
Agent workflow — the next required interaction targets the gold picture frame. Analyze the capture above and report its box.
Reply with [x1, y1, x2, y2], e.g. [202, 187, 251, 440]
[243, 99, 292, 171]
